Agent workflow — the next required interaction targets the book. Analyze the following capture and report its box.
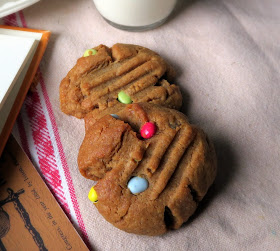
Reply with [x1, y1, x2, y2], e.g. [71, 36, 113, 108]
[0, 135, 88, 250]
[0, 25, 50, 156]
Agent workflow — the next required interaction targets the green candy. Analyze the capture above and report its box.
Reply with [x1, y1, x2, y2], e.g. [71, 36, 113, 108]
[83, 49, 97, 57]
[118, 91, 132, 104]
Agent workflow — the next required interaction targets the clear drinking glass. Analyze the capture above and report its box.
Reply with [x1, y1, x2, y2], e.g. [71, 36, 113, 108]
[93, 0, 178, 31]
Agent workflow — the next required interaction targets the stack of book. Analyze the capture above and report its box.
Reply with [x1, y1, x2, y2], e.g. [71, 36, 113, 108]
[0, 25, 50, 155]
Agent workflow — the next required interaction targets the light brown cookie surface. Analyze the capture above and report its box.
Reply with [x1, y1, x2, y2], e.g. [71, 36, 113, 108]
[60, 43, 182, 119]
[78, 103, 217, 235]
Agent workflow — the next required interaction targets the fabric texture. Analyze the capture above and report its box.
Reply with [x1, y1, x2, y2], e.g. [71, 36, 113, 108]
[1, 0, 280, 250]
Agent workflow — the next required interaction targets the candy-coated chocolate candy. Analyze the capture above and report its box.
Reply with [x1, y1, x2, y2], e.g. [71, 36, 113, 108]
[118, 91, 132, 104]
[110, 114, 119, 119]
[83, 49, 97, 57]
[88, 186, 98, 203]
[140, 122, 156, 139]
[128, 177, 149, 195]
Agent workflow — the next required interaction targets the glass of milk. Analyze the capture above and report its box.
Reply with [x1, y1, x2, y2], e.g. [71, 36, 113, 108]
[93, 0, 178, 31]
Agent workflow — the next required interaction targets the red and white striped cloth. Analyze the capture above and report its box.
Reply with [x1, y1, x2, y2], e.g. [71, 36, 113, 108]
[3, 12, 90, 249]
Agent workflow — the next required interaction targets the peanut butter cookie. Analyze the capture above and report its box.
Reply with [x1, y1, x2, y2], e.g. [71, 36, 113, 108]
[60, 44, 182, 119]
[78, 103, 217, 235]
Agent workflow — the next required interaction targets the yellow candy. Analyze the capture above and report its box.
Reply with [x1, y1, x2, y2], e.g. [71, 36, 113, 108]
[83, 49, 97, 57]
[88, 186, 98, 203]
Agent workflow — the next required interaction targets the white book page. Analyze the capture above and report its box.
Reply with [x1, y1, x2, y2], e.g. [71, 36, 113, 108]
[0, 34, 37, 109]
[0, 27, 43, 40]
[0, 29, 42, 133]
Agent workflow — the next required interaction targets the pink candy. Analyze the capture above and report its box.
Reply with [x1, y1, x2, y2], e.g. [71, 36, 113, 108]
[140, 122, 156, 139]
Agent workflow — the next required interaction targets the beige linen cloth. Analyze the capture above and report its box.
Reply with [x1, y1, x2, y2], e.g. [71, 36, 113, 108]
[4, 0, 280, 250]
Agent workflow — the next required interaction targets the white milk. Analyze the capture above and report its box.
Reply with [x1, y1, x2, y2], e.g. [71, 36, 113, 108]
[93, 0, 177, 29]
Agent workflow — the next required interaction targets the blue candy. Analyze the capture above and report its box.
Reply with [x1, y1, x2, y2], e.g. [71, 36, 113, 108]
[110, 114, 119, 119]
[128, 177, 149, 195]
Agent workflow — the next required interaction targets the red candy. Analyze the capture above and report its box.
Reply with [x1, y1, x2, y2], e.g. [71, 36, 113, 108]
[140, 122, 156, 139]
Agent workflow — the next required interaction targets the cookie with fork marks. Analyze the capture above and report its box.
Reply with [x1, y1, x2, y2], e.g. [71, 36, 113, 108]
[60, 43, 182, 119]
[78, 103, 217, 236]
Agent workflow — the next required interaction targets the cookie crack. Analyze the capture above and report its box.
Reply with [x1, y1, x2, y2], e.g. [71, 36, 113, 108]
[106, 129, 127, 170]
[188, 184, 199, 204]
[164, 206, 175, 229]
[114, 195, 134, 224]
